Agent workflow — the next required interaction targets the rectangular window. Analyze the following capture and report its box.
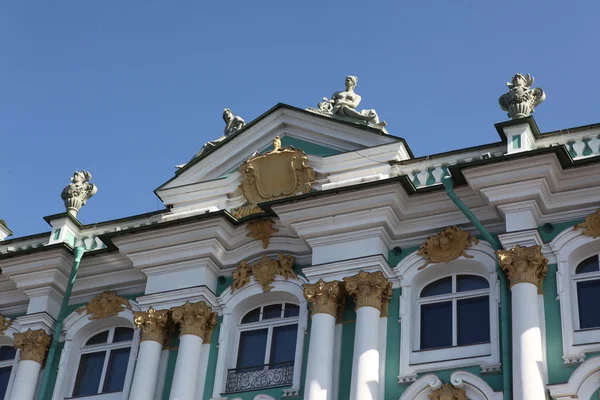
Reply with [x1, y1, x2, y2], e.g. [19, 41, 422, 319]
[237, 329, 268, 369]
[270, 324, 298, 364]
[420, 301, 452, 349]
[0, 366, 12, 399]
[73, 351, 106, 396]
[578, 280, 600, 329]
[458, 296, 490, 345]
[102, 347, 131, 393]
[511, 135, 522, 149]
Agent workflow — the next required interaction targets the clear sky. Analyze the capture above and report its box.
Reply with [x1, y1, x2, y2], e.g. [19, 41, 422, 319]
[1, 1, 599, 237]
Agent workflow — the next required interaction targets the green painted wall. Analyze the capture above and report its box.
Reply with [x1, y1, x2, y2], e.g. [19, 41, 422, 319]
[338, 301, 357, 400]
[202, 317, 222, 399]
[537, 219, 584, 243]
[261, 136, 342, 157]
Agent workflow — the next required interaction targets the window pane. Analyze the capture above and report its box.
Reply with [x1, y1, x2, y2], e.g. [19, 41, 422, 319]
[237, 329, 268, 368]
[0, 346, 16, 361]
[578, 279, 600, 329]
[284, 304, 300, 318]
[270, 324, 298, 364]
[421, 277, 452, 298]
[241, 308, 261, 324]
[457, 275, 489, 292]
[263, 304, 282, 320]
[102, 347, 131, 393]
[73, 351, 106, 396]
[85, 330, 109, 346]
[0, 366, 11, 399]
[113, 327, 134, 343]
[576, 255, 600, 274]
[420, 301, 452, 349]
[458, 296, 490, 345]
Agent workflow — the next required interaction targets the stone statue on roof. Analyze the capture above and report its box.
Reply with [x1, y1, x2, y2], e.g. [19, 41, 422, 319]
[308, 76, 387, 131]
[61, 170, 97, 217]
[176, 109, 246, 168]
[498, 73, 546, 120]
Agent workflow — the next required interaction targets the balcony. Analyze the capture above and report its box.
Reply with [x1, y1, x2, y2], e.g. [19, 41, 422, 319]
[224, 361, 294, 393]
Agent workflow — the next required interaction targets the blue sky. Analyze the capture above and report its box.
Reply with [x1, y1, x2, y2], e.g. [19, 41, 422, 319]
[1, 1, 599, 237]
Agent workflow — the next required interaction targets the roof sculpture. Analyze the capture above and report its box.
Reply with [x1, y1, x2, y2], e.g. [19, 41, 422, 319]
[499, 73, 546, 119]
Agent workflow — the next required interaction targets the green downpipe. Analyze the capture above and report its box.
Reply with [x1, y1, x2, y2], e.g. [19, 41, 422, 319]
[37, 245, 85, 400]
[441, 176, 512, 400]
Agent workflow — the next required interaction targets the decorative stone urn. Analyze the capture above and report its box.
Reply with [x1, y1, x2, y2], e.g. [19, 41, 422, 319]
[61, 170, 97, 217]
[498, 73, 546, 119]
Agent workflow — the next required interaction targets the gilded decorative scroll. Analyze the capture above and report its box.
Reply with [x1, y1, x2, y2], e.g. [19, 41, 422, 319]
[497, 245, 548, 293]
[171, 301, 218, 343]
[0, 313, 12, 335]
[13, 329, 51, 364]
[303, 280, 343, 318]
[343, 271, 392, 313]
[133, 308, 172, 345]
[574, 209, 600, 238]
[77, 290, 132, 320]
[428, 383, 467, 400]
[417, 226, 479, 270]
[230, 204, 264, 220]
[247, 219, 278, 248]
[231, 254, 297, 293]
[238, 136, 315, 206]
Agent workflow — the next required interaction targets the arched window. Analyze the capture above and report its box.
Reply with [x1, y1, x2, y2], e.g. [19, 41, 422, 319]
[71, 327, 134, 397]
[225, 303, 299, 393]
[418, 274, 490, 350]
[0, 345, 17, 399]
[574, 254, 600, 330]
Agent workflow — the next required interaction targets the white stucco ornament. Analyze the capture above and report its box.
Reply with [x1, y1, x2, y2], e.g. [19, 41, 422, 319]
[498, 73, 546, 119]
[61, 170, 97, 217]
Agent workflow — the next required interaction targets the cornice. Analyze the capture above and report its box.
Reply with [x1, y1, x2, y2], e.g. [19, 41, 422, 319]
[303, 254, 394, 283]
[136, 285, 220, 312]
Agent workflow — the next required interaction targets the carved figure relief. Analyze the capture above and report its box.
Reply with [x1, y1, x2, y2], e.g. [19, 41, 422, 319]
[0, 313, 12, 335]
[417, 226, 479, 270]
[231, 254, 297, 293]
[239, 136, 316, 206]
[498, 73, 546, 119]
[246, 219, 278, 248]
[497, 245, 549, 293]
[77, 290, 132, 320]
[428, 383, 467, 400]
[574, 208, 600, 238]
[61, 170, 97, 217]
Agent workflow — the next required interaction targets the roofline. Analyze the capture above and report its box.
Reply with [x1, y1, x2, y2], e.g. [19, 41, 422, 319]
[389, 141, 504, 165]
[154, 103, 407, 194]
[0, 241, 73, 261]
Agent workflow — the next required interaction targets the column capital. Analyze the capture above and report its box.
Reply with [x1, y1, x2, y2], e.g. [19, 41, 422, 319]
[171, 301, 218, 342]
[13, 329, 51, 364]
[343, 271, 392, 314]
[497, 245, 549, 293]
[133, 307, 172, 346]
[303, 280, 343, 318]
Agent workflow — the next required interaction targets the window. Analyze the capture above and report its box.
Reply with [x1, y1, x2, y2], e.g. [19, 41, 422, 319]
[575, 254, 600, 330]
[225, 303, 299, 393]
[418, 275, 490, 350]
[72, 327, 134, 397]
[0, 346, 16, 399]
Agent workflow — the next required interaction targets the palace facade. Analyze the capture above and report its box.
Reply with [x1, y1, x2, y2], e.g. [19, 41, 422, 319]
[1, 75, 600, 400]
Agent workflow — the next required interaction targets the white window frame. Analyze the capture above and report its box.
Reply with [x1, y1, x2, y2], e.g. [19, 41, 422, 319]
[547, 356, 600, 399]
[399, 371, 503, 400]
[571, 253, 600, 332]
[395, 242, 500, 378]
[233, 303, 300, 369]
[69, 327, 135, 398]
[212, 277, 308, 398]
[52, 303, 141, 400]
[0, 342, 19, 400]
[549, 227, 600, 363]
[416, 274, 490, 351]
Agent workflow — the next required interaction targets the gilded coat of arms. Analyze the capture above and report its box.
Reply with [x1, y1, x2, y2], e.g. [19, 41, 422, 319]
[239, 136, 316, 206]
[231, 254, 298, 293]
[417, 226, 479, 270]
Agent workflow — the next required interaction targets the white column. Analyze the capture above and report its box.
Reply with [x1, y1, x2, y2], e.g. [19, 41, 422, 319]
[512, 282, 545, 400]
[130, 340, 163, 400]
[169, 334, 204, 400]
[350, 306, 381, 400]
[304, 313, 336, 400]
[9, 360, 41, 400]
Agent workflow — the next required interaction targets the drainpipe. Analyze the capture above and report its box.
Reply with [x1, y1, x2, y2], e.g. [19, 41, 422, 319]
[441, 176, 512, 400]
[37, 245, 85, 400]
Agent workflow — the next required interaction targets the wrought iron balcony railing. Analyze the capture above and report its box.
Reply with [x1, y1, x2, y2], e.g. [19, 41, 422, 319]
[225, 361, 294, 393]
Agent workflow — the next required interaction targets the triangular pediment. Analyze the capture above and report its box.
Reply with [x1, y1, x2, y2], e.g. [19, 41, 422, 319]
[155, 103, 407, 215]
